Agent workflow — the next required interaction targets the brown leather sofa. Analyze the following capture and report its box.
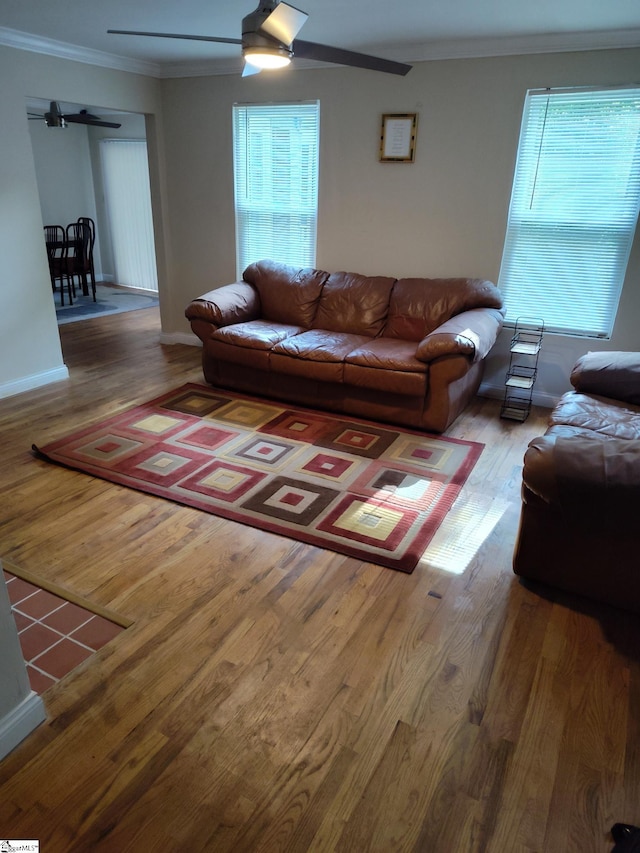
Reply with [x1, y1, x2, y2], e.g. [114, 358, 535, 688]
[185, 259, 504, 432]
[513, 351, 640, 613]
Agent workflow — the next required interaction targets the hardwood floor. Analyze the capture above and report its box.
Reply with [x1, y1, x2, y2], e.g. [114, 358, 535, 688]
[0, 307, 637, 852]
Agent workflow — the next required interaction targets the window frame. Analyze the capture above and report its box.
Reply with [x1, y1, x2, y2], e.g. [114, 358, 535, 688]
[232, 100, 320, 279]
[497, 85, 640, 339]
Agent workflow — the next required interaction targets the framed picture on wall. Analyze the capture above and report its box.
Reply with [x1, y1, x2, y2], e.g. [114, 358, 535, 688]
[379, 113, 418, 162]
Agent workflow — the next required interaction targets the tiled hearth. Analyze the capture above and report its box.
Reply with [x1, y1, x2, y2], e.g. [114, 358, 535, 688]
[3, 568, 125, 694]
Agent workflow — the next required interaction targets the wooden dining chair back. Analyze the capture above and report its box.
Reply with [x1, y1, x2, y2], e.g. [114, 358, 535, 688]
[44, 224, 64, 246]
[65, 221, 96, 301]
[77, 217, 97, 298]
[44, 225, 74, 306]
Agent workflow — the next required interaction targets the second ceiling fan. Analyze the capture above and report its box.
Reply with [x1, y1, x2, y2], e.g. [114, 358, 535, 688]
[28, 102, 122, 129]
[108, 0, 412, 77]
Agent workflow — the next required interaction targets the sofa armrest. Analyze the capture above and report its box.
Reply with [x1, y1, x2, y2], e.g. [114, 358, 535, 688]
[415, 307, 504, 364]
[523, 432, 640, 528]
[570, 351, 640, 405]
[185, 282, 260, 328]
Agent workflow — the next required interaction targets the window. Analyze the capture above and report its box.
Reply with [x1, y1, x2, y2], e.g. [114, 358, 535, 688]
[498, 87, 640, 338]
[233, 101, 320, 277]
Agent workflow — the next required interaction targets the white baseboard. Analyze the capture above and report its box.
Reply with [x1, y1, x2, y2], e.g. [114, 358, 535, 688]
[159, 331, 201, 346]
[0, 691, 47, 761]
[0, 366, 69, 400]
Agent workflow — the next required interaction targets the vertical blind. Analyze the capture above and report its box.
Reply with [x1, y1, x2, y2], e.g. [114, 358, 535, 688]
[233, 101, 320, 277]
[498, 87, 640, 338]
[100, 139, 158, 292]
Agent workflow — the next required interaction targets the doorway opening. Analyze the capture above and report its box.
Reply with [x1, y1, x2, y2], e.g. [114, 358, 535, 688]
[27, 98, 160, 326]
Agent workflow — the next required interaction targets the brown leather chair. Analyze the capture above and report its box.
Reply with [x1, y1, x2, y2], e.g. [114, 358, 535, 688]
[513, 351, 640, 613]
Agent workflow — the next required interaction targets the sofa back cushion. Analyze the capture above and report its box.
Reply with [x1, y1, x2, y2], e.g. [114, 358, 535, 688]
[312, 272, 396, 337]
[385, 277, 504, 341]
[243, 259, 329, 327]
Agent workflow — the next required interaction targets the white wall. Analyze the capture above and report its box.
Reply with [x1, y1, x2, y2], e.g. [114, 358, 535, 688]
[0, 44, 164, 399]
[29, 118, 96, 228]
[158, 47, 640, 402]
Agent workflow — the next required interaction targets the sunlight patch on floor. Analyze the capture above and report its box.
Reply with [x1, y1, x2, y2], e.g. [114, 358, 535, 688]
[419, 493, 509, 575]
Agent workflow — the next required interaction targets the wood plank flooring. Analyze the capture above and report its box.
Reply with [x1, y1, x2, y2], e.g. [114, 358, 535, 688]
[0, 306, 638, 852]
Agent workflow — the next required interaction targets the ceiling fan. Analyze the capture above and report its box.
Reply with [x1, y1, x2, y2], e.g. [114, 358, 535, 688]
[28, 102, 122, 129]
[108, 0, 412, 77]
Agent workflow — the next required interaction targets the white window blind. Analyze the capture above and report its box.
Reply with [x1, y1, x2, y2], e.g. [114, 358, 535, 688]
[498, 87, 640, 338]
[100, 139, 158, 292]
[233, 101, 320, 277]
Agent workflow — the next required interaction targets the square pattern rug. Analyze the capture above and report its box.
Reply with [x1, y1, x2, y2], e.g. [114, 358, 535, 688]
[33, 384, 483, 573]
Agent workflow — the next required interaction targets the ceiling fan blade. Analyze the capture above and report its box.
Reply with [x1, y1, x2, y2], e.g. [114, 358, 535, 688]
[107, 29, 242, 45]
[69, 109, 121, 127]
[242, 61, 262, 77]
[64, 115, 122, 128]
[64, 116, 122, 127]
[260, 2, 308, 45]
[293, 39, 411, 76]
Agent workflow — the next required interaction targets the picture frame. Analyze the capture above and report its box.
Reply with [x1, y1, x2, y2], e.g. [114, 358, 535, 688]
[379, 113, 418, 162]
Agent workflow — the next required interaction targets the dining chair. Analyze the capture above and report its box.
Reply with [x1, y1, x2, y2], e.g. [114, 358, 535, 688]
[77, 217, 97, 299]
[65, 221, 95, 301]
[44, 225, 75, 306]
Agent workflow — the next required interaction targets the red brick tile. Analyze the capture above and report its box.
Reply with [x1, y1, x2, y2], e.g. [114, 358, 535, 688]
[19, 622, 63, 662]
[12, 610, 35, 632]
[6, 577, 40, 605]
[71, 616, 123, 650]
[27, 665, 57, 694]
[13, 588, 66, 620]
[33, 638, 94, 680]
[43, 601, 94, 635]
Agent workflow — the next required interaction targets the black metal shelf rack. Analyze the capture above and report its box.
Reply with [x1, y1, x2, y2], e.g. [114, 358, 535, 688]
[501, 317, 544, 422]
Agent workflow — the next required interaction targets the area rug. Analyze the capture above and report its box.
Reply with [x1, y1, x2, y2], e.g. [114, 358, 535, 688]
[56, 283, 159, 325]
[33, 385, 483, 572]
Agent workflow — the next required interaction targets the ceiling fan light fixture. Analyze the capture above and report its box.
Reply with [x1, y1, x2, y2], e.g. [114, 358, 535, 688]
[243, 45, 291, 69]
[107, 1, 413, 77]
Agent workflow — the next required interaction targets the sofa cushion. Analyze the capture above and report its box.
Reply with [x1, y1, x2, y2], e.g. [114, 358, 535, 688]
[271, 330, 371, 383]
[243, 259, 329, 327]
[385, 278, 503, 341]
[550, 391, 640, 440]
[212, 320, 304, 350]
[341, 339, 426, 395]
[345, 338, 426, 371]
[312, 272, 396, 336]
[209, 321, 304, 372]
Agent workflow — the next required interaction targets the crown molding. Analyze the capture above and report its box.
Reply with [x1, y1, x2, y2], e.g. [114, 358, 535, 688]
[0, 26, 161, 77]
[1, 24, 639, 80]
[396, 27, 640, 63]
